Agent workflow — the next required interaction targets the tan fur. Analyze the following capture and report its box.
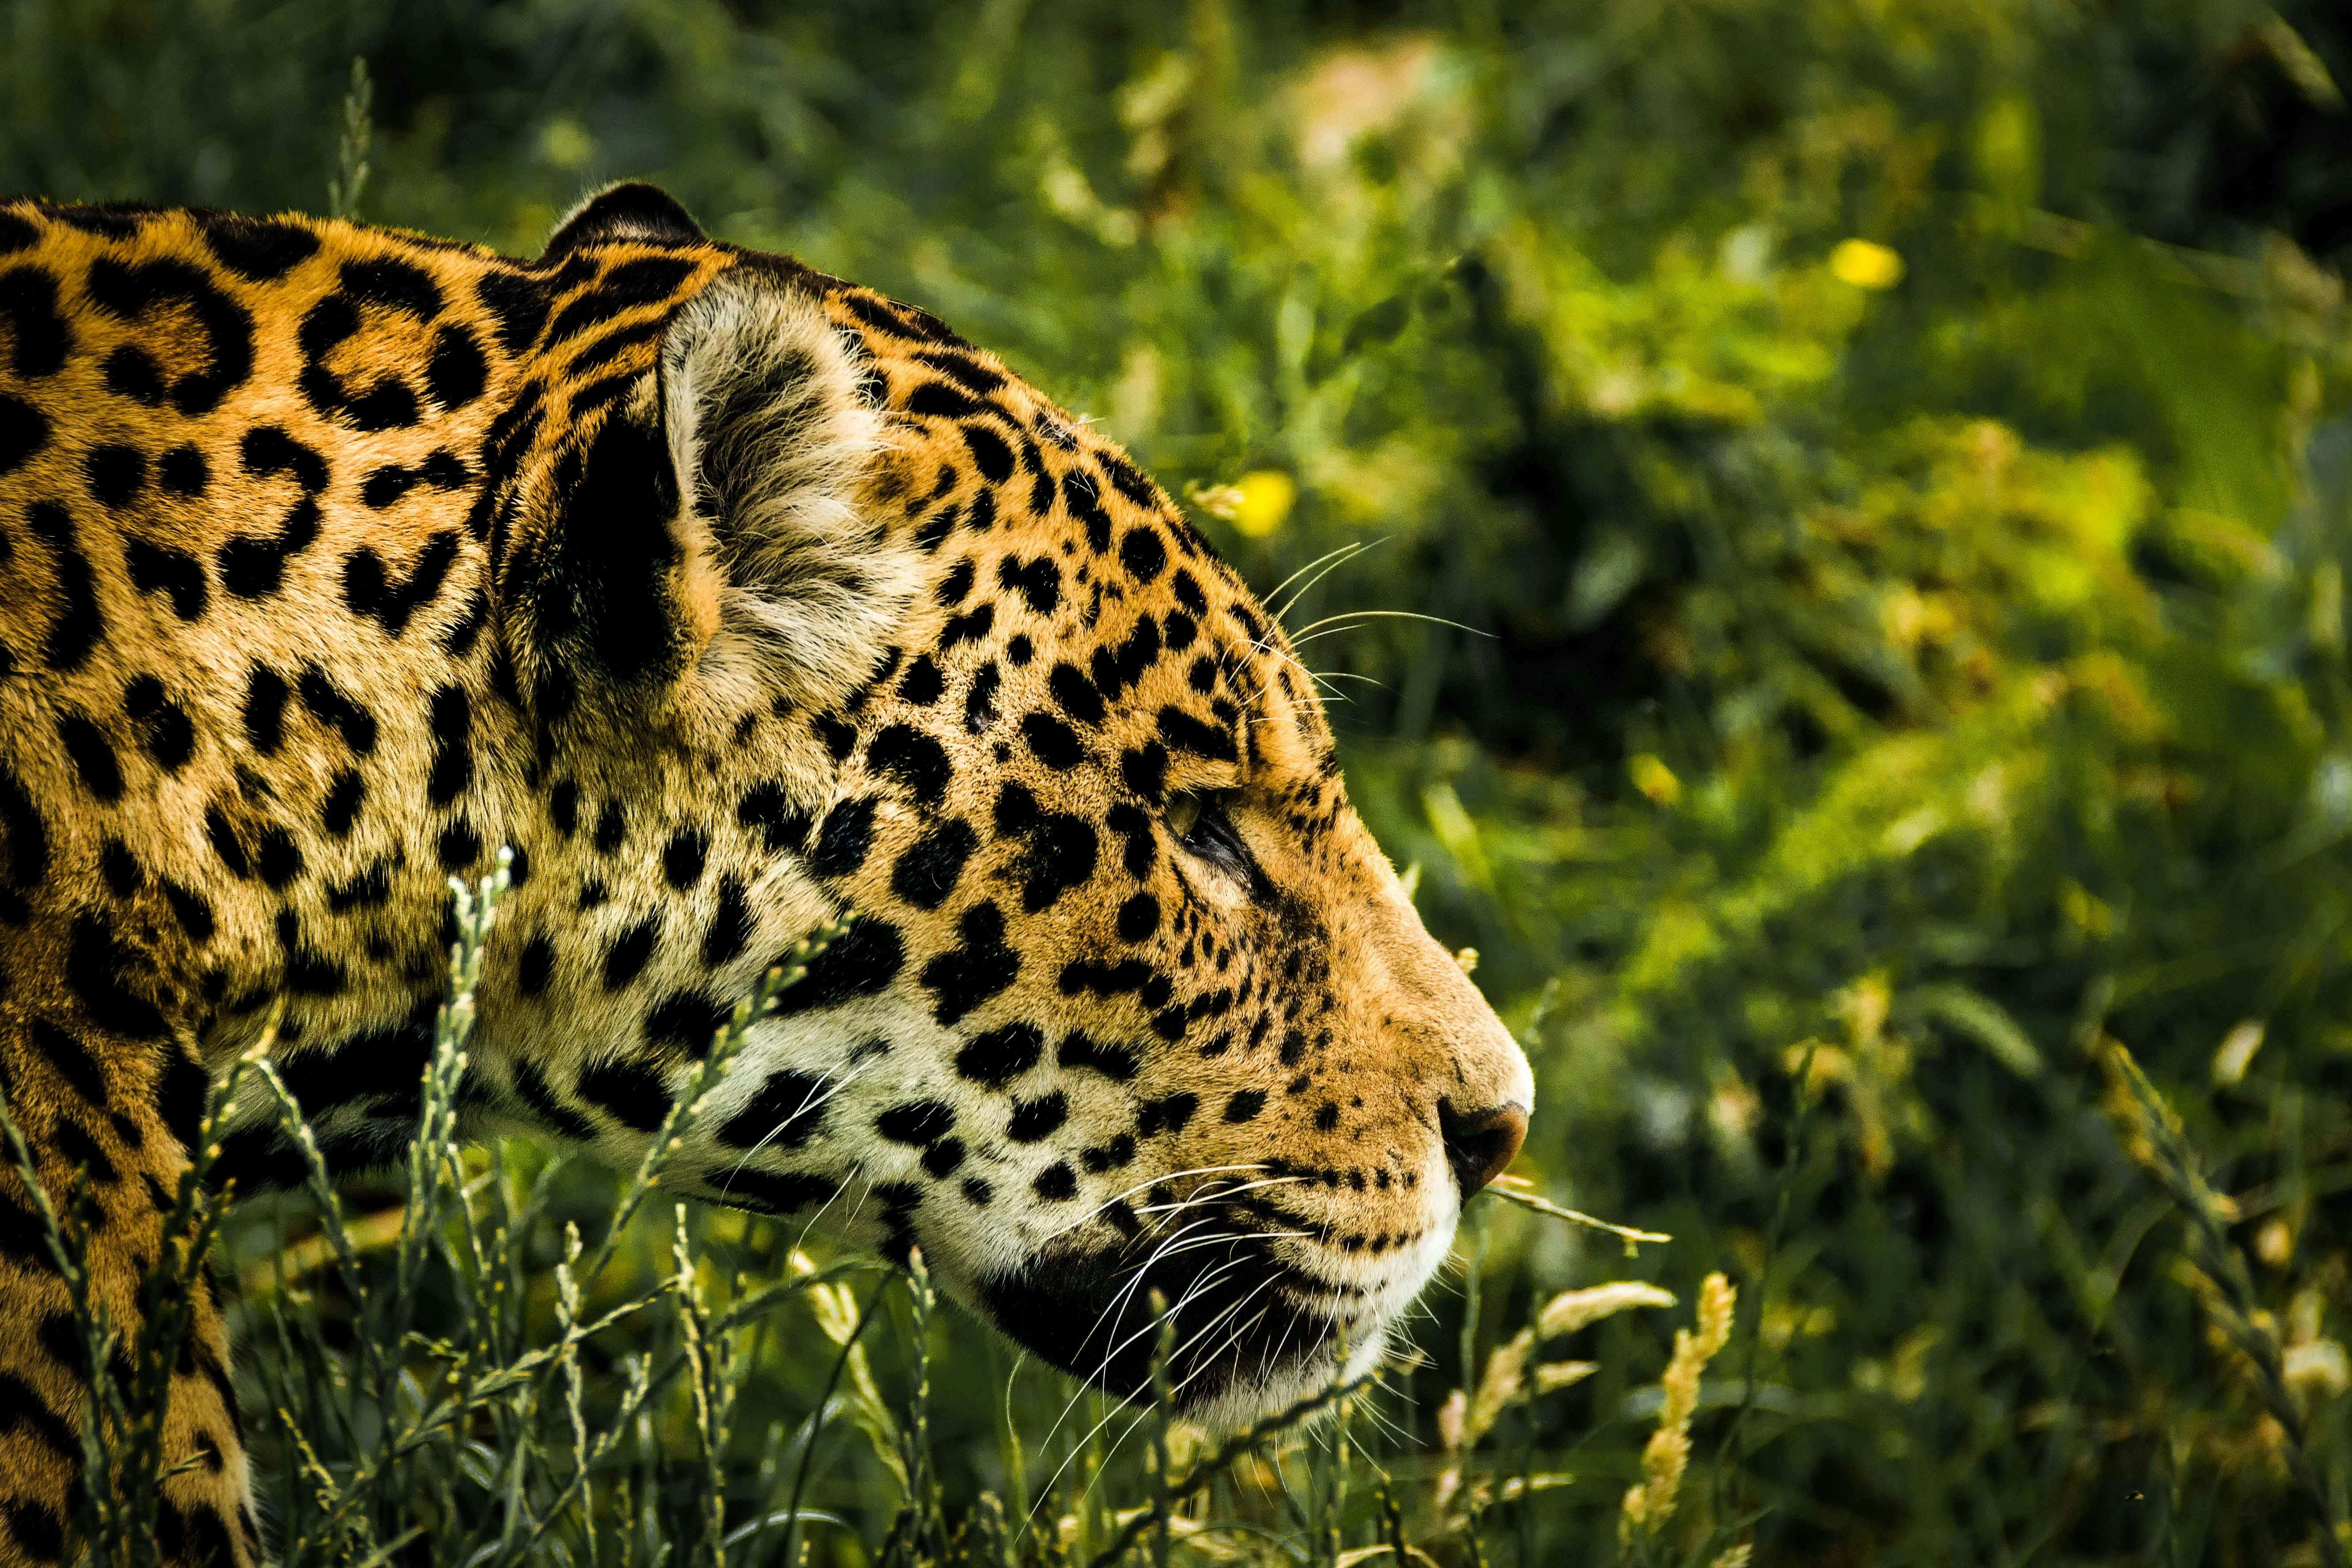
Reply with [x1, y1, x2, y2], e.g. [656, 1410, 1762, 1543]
[0, 186, 1531, 1563]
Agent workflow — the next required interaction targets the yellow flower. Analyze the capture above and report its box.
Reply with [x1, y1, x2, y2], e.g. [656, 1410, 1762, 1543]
[1629, 753, 1681, 806]
[1829, 238, 1905, 290]
[1229, 470, 1298, 537]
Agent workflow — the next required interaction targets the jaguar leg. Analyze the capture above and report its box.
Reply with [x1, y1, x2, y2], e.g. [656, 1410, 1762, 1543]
[0, 1007, 260, 1568]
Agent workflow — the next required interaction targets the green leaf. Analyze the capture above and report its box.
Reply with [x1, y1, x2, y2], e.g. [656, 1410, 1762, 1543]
[1341, 292, 1413, 355]
[1910, 984, 2044, 1078]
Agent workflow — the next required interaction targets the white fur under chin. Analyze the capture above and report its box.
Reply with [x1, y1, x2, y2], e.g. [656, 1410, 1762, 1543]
[660, 274, 921, 715]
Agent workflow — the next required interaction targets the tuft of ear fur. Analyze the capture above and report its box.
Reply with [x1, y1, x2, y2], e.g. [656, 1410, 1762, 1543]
[662, 273, 917, 712]
[544, 182, 705, 258]
[511, 267, 909, 720]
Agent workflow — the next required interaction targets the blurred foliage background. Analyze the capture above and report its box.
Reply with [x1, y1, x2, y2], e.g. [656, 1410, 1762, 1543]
[17, 0, 2352, 1562]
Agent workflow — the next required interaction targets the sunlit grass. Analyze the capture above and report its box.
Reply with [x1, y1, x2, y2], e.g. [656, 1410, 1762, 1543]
[13, 3, 2352, 1558]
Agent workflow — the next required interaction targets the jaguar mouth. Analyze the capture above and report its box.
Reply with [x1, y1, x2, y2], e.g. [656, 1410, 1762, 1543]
[978, 1222, 1377, 1423]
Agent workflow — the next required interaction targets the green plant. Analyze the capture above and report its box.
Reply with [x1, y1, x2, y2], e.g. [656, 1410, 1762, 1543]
[16, 2, 2352, 1557]
[0, 857, 1689, 1566]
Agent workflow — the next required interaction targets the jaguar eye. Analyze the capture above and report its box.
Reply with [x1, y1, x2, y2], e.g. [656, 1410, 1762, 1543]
[1165, 791, 1205, 841]
[1167, 789, 1246, 867]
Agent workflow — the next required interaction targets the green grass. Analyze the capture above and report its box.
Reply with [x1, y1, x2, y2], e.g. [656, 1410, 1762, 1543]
[15, 1, 2352, 1560]
[8, 861, 1736, 1565]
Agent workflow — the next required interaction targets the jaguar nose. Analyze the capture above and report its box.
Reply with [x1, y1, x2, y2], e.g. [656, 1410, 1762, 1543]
[1437, 1099, 1529, 1199]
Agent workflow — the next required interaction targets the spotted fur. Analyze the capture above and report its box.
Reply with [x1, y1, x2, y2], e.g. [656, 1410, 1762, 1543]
[0, 184, 1533, 1565]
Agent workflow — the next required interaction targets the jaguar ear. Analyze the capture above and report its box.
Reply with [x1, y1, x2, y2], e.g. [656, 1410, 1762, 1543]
[544, 182, 705, 258]
[661, 271, 916, 709]
[521, 269, 908, 717]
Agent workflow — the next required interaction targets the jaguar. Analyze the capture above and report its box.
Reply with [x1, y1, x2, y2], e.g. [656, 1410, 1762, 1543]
[0, 182, 1534, 1565]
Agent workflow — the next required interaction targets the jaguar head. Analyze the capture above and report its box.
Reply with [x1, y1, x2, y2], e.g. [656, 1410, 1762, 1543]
[496, 186, 1533, 1425]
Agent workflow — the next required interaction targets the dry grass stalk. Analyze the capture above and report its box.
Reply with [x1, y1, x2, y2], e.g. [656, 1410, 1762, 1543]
[1538, 1281, 1678, 1338]
[1620, 1272, 1736, 1547]
[2100, 1038, 2348, 1568]
[1488, 1174, 1672, 1253]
